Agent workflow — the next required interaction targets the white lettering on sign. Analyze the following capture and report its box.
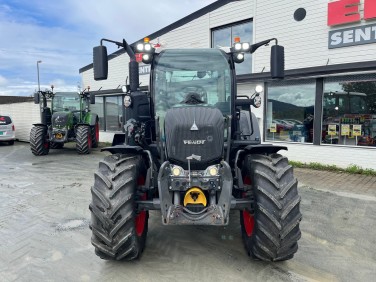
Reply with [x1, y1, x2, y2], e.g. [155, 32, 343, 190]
[329, 23, 376, 48]
[139, 65, 151, 75]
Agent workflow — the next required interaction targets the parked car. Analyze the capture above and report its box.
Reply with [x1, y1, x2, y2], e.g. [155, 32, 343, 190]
[0, 115, 15, 145]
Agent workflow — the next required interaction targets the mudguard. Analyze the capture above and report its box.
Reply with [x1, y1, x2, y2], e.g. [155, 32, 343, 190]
[234, 144, 287, 190]
[32, 123, 47, 127]
[82, 113, 98, 126]
[101, 144, 143, 155]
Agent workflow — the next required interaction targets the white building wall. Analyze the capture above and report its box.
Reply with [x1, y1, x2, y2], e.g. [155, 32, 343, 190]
[280, 143, 376, 170]
[209, 0, 253, 28]
[80, 0, 376, 170]
[0, 102, 40, 142]
[254, 0, 376, 72]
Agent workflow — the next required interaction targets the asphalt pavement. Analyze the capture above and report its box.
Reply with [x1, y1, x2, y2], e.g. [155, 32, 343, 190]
[0, 142, 375, 282]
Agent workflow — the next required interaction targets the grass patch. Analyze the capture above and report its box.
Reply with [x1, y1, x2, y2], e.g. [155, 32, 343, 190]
[289, 161, 376, 176]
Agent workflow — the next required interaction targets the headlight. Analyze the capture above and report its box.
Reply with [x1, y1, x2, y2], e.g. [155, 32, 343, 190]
[171, 165, 184, 176]
[255, 85, 263, 93]
[124, 95, 132, 108]
[236, 53, 244, 60]
[234, 42, 242, 51]
[253, 95, 262, 108]
[136, 43, 144, 51]
[144, 43, 152, 51]
[205, 165, 219, 176]
[242, 42, 250, 51]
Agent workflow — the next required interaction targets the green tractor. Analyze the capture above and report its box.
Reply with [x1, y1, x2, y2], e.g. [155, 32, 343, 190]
[89, 37, 301, 261]
[30, 86, 99, 155]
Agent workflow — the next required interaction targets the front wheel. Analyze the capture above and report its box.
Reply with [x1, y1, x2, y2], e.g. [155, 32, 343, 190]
[240, 153, 302, 261]
[89, 154, 148, 260]
[30, 126, 49, 156]
[76, 126, 91, 154]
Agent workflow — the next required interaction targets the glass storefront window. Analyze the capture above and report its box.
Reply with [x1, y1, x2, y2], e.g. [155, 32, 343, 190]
[323, 74, 376, 147]
[105, 96, 122, 132]
[266, 80, 316, 143]
[91, 97, 104, 130]
[212, 20, 252, 75]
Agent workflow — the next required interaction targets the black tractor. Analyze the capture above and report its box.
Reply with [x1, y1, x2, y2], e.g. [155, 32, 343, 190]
[30, 86, 99, 155]
[89, 37, 301, 261]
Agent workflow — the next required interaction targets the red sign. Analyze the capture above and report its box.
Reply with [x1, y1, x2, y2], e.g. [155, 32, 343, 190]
[328, 0, 376, 26]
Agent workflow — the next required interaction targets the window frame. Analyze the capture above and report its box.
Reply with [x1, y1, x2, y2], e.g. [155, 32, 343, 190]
[211, 19, 253, 75]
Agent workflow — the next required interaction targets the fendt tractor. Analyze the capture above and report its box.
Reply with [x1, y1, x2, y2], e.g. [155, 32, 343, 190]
[30, 87, 99, 155]
[89, 36, 302, 261]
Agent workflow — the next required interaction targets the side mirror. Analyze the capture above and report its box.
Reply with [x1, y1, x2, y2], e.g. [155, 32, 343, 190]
[93, 46, 108, 80]
[271, 45, 284, 79]
[235, 98, 252, 108]
[34, 92, 40, 104]
[90, 92, 95, 104]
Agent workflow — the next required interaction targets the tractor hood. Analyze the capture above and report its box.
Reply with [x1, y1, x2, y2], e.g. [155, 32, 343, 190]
[164, 106, 224, 169]
[52, 112, 71, 128]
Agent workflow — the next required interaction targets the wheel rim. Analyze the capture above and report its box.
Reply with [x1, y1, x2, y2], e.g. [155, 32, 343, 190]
[242, 175, 254, 237]
[135, 175, 146, 237]
[88, 131, 92, 149]
[95, 122, 99, 141]
[243, 210, 255, 237]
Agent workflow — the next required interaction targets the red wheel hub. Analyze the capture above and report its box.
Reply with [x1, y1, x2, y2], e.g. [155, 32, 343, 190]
[95, 122, 99, 141]
[88, 133, 92, 149]
[242, 175, 254, 236]
[243, 210, 255, 237]
[135, 176, 147, 237]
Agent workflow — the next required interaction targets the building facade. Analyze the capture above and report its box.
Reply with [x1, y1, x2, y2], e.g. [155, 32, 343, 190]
[80, 0, 376, 169]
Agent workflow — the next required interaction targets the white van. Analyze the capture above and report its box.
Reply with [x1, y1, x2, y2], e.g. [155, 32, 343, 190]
[0, 115, 16, 145]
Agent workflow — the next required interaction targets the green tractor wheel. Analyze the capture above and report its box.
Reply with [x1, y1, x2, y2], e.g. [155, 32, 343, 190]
[240, 153, 302, 261]
[91, 120, 99, 148]
[76, 125, 92, 154]
[30, 126, 50, 156]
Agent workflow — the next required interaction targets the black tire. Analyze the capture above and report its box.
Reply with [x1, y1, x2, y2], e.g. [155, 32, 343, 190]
[89, 154, 149, 261]
[240, 153, 302, 261]
[8, 140, 14, 145]
[30, 126, 49, 156]
[91, 119, 99, 148]
[76, 126, 91, 154]
[50, 142, 64, 149]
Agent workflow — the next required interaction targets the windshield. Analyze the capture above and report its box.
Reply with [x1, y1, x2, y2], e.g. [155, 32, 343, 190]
[52, 92, 80, 112]
[153, 49, 232, 117]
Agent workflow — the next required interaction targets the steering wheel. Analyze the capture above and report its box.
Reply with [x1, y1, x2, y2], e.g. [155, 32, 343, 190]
[180, 86, 207, 103]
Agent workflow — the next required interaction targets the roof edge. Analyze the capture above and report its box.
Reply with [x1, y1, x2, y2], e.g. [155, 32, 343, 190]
[79, 0, 238, 73]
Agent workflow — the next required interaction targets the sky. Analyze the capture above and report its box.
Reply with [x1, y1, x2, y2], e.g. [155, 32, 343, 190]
[0, 0, 217, 96]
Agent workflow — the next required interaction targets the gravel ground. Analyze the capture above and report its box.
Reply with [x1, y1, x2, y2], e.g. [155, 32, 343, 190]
[0, 142, 375, 282]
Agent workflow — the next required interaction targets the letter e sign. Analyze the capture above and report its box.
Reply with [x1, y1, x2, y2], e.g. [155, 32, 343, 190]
[328, 0, 376, 26]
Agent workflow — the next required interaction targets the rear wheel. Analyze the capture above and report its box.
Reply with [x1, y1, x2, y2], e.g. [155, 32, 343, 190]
[30, 126, 49, 156]
[76, 125, 91, 154]
[91, 120, 99, 148]
[8, 140, 14, 145]
[50, 142, 64, 149]
[89, 154, 148, 260]
[240, 153, 302, 261]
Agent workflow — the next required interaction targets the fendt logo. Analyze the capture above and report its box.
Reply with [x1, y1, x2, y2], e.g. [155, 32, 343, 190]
[328, 0, 376, 26]
[183, 140, 206, 145]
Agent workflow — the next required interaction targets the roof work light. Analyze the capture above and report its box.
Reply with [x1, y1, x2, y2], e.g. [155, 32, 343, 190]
[135, 37, 155, 64]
